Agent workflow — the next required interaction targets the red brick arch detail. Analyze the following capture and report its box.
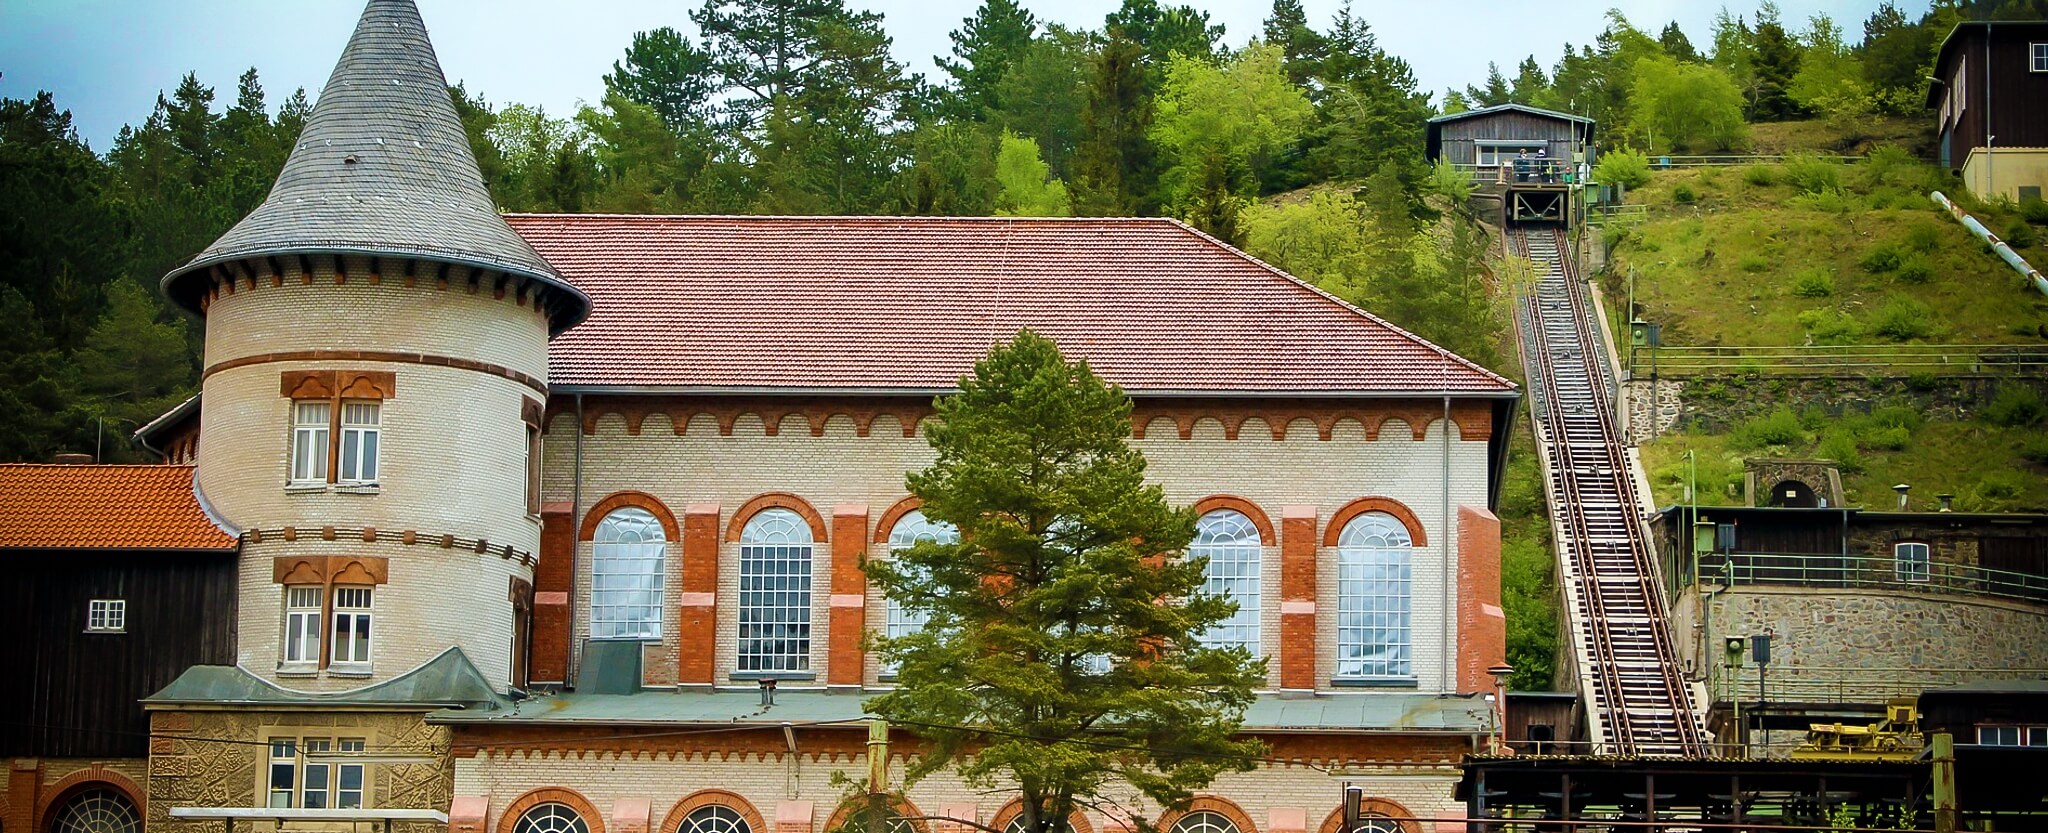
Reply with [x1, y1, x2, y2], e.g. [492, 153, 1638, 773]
[1315, 799, 1422, 833]
[660, 790, 767, 833]
[499, 788, 607, 833]
[726, 492, 830, 543]
[1158, 797, 1259, 833]
[36, 767, 145, 833]
[988, 800, 1096, 833]
[873, 496, 926, 544]
[824, 797, 930, 833]
[1323, 497, 1429, 548]
[1191, 496, 1277, 545]
[580, 490, 681, 542]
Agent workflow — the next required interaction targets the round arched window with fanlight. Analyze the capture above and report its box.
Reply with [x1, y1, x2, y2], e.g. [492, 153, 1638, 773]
[47, 788, 140, 833]
[1170, 812, 1240, 833]
[679, 805, 753, 833]
[516, 803, 591, 833]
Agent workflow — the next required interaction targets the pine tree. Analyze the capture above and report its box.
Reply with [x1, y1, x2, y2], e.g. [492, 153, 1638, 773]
[1511, 56, 1550, 103]
[1749, 2, 1802, 120]
[1071, 31, 1157, 216]
[1466, 62, 1511, 106]
[1658, 22, 1701, 62]
[603, 27, 719, 136]
[937, 0, 1039, 118]
[1261, 0, 1325, 84]
[989, 26, 1094, 179]
[866, 329, 1265, 833]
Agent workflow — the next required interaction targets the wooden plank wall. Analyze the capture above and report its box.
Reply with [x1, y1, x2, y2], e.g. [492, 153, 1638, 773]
[1436, 112, 1582, 166]
[3, 552, 237, 757]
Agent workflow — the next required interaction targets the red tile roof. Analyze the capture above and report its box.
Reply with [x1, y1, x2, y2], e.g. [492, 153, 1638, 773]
[0, 464, 238, 551]
[509, 215, 1515, 395]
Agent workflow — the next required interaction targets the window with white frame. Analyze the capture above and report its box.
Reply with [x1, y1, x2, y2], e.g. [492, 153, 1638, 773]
[290, 401, 331, 483]
[336, 402, 380, 483]
[330, 587, 373, 668]
[1979, 725, 2048, 746]
[2032, 42, 2048, 72]
[267, 736, 368, 808]
[1170, 812, 1240, 833]
[883, 510, 958, 673]
[87, 599, 126, 633]
[738, 508, 813, 673]
[1336, 512, 1413, 680]
[516, 803, 590, 833]
[678, 805, 753, 833]
[1895, 541, 1931, 583]
[591, 507, 665, 640]
[47, 787, 141, 833]
[1192, 509, 1261, 655]
[283, 586, 324, 665]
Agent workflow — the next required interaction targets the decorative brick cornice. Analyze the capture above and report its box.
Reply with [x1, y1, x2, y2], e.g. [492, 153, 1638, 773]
[273, 554, 389, 585]
[208, 349, 547, 396]
[1159, 796, 1259, 833]
[1316, 799, 1421, 833]
[245, 525, 535, 567]
[499, 788, 607, 833]
[580, 490, 681, 541]
[280, 369, 397, 400]
[1191, 495, 1277, 545]
[726, 492, 830, 542]
[1323, 497, 1430, 548]
[661, 790, 767, 833]
[564, 395, 933, 438]
[872, 496, 924, 544]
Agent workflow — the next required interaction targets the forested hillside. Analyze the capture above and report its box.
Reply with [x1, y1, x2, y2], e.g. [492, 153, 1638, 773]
[3, 0, 2041, 462]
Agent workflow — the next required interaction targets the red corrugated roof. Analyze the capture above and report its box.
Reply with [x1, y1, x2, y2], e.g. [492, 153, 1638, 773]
[509, 215, 1515, 395]
[0, 464, 237, 551]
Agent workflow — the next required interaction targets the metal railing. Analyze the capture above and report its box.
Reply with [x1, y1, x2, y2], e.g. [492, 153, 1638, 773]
[1715, 662, 2048, 703]
[1699, 551, 2048, 604]
[1451, 161, 1583, 185]
[1587, 204, 1648, 226]
[1628, 343, 2048, 377]
[1647, 154, 1863, 168]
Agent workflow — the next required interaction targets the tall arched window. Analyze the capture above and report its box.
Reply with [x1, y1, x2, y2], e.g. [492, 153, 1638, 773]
[883, 510, 959, 674]
[1336, 511, 1413, 680]
[515, 804, 591, 833]
[592, 507, 665, 640]
[47, 788, 141, 833]
[1193, 509, 1261, 655]
[739, 508, 813, 672]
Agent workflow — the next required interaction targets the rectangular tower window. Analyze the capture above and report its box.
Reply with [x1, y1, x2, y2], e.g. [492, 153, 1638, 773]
[283, 586, 323, 665]
[267, 739, 298, 807]
[86, 599, 126, 632]
[300, 738, 333, 808]
[337, 402, 380, 483]
[331, 586, 373, 668]
[291, 401, 331, 483]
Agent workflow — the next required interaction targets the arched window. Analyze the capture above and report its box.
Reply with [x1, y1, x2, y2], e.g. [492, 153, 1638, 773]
[47, 788, 140, 833]
[1170, 812, 1240, 833]
[679, 806, 753, 833]
[739, 508, 813, 672]
[1354, 816, 1402, 833]
[592, 507, 665, 640]
[884, 510, 959, 671]
[1336, 511, 1413, 680]
[1193, 509, 1261, 655]
[1895, 541, 1931, 583]
[515, 804, 591, 833]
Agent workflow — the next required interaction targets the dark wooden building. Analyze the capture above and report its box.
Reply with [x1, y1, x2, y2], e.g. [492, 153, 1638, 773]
[0, 463, 238, 833]
[1426, 103, 1594, 224]
[1927, 21, 2048, 201]
[1651, 505, 2048, 599]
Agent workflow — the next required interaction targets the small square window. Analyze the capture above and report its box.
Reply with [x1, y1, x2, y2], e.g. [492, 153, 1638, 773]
[1895, 542, 1931, 583]
[87, 599, 126, 632]
[2032, 43, 2048, 72]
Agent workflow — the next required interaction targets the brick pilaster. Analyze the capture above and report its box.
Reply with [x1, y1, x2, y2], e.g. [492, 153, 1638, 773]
[6, 759, 41, 833]
[1280, 505, 1319, 691]
[1456, 505, 1505, 694]
[828, 504, 870, 687]
[679, 504, 723, 685]
[532, 502, 575, 684]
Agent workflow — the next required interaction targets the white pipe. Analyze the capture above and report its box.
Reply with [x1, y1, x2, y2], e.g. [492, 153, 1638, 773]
[1930, 191, 2048, 297]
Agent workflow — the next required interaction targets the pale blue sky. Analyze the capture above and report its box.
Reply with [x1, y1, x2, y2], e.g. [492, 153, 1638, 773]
[3, 0, 1898, 151]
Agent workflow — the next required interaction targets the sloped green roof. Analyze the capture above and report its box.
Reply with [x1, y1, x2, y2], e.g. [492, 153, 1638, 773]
[147, 648, 504, 708]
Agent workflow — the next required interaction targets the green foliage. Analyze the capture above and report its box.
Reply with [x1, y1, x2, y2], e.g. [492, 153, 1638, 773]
[1733, 407, 1807, 450]
[1072, 31, 1159, 217]
[1893, 255, 1934, 285]
[1868, 295, 1936, 342]
[1789, 186, 1853, 213]
[866, 330, 1264, 833]
[1817, 429, 1864, 473]
[1595, 148, 1651, 190]
[1672, 182, 1696, 204]
[1628, 56, 1747, 152]
[2003, 218, 2037, 249]
[2020, 435, 2048, 464]
[1860, 243, 1903, 273]
[1427, 160, 1475, 204]
[1787, 13, 1869, 121]
[2022, 197, 2048, 225]
[1737, 253, 1769, 273]
[1902, 222, 1942, 254]
[1790, 267, 1834, 297]
[1150, 44, 1313, 240]
[1780, 152, 1842, 195]
[938, 0, 1040, 118]
[990, 27, 1092, 179]
[1982, 385, 2046, 428]
[1797, 308, 1860, 344]
[1742, 164, 1778, 187]
[1975, 470, 2028, 503]
[992, 132, 1073, 217]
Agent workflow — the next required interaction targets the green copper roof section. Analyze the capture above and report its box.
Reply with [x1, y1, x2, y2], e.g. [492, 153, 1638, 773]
[147, 648, 504, 708]
[426, 690, 1491, 733]
[159, 0, 589, 335]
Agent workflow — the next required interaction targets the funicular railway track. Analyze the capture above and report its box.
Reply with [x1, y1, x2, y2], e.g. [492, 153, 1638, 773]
[1512, 224, 1707, 758]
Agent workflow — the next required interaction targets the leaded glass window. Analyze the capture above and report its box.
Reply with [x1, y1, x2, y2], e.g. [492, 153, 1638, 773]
[739, 508, 812, 673]
[1336, 512, 1413, 679]
[1193, 509, 1261, 655]
[680, 805, 753, 833]
[516, 803, 591, 833]
[48, 788, 140, 833]
[592, 507, 665, 639]
[1170, 812, 1239, 833]
[883, 510, 958, 674]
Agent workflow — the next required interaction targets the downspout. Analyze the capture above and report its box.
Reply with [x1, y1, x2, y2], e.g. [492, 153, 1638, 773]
[1985, 23, 1994, 198]
[569, 392, 585, 683]
[1442, 393, 1454, 693]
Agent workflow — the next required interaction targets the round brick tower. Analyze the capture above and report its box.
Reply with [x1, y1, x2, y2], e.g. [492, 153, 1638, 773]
[160, 0, 588, 692]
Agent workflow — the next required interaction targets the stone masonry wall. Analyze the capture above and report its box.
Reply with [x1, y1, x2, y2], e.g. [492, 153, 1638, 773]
[148, 710, 452, 833]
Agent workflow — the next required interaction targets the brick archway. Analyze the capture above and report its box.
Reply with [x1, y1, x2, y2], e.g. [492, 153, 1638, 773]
[823, 797, 930, 833]
[1315, 799, 1421, 833]
[499, 787, 607, 833]
[660, 790, 768, 833]
[1158, 797, 1258, 833]
[1191, 495, 1277, 545]
[1324, 497, 1429, 547]
[36, 767, 144, 833]
[873, 496, 925, 544]
[581, 490, 681, 541]
[988, 799, 1096, 833]
[726, 492, 830, 542]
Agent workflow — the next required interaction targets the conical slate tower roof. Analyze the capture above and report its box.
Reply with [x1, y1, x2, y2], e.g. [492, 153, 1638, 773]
[162, 0, 588, 333]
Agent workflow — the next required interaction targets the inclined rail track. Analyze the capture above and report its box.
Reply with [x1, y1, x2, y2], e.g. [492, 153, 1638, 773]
[1512, 224, 1707, 757]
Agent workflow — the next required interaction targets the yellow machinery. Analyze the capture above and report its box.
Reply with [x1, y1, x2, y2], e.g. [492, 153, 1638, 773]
[1790, 698, 1924, 761]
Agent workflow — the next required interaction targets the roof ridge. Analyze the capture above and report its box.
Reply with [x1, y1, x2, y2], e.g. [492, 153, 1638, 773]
[502, 213, 1180, 223]
[1157, 217, 1517, 390]
[0, 462, 197, 470]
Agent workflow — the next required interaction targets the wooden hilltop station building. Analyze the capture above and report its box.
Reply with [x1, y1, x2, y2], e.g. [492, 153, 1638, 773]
[1423, 103, 1595, 226]
[0, 3, 1529, 833]
[1927, 20, 2048, 203]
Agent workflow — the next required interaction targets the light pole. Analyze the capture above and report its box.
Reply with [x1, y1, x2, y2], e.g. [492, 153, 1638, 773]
[1488, 663, 1516, 754]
